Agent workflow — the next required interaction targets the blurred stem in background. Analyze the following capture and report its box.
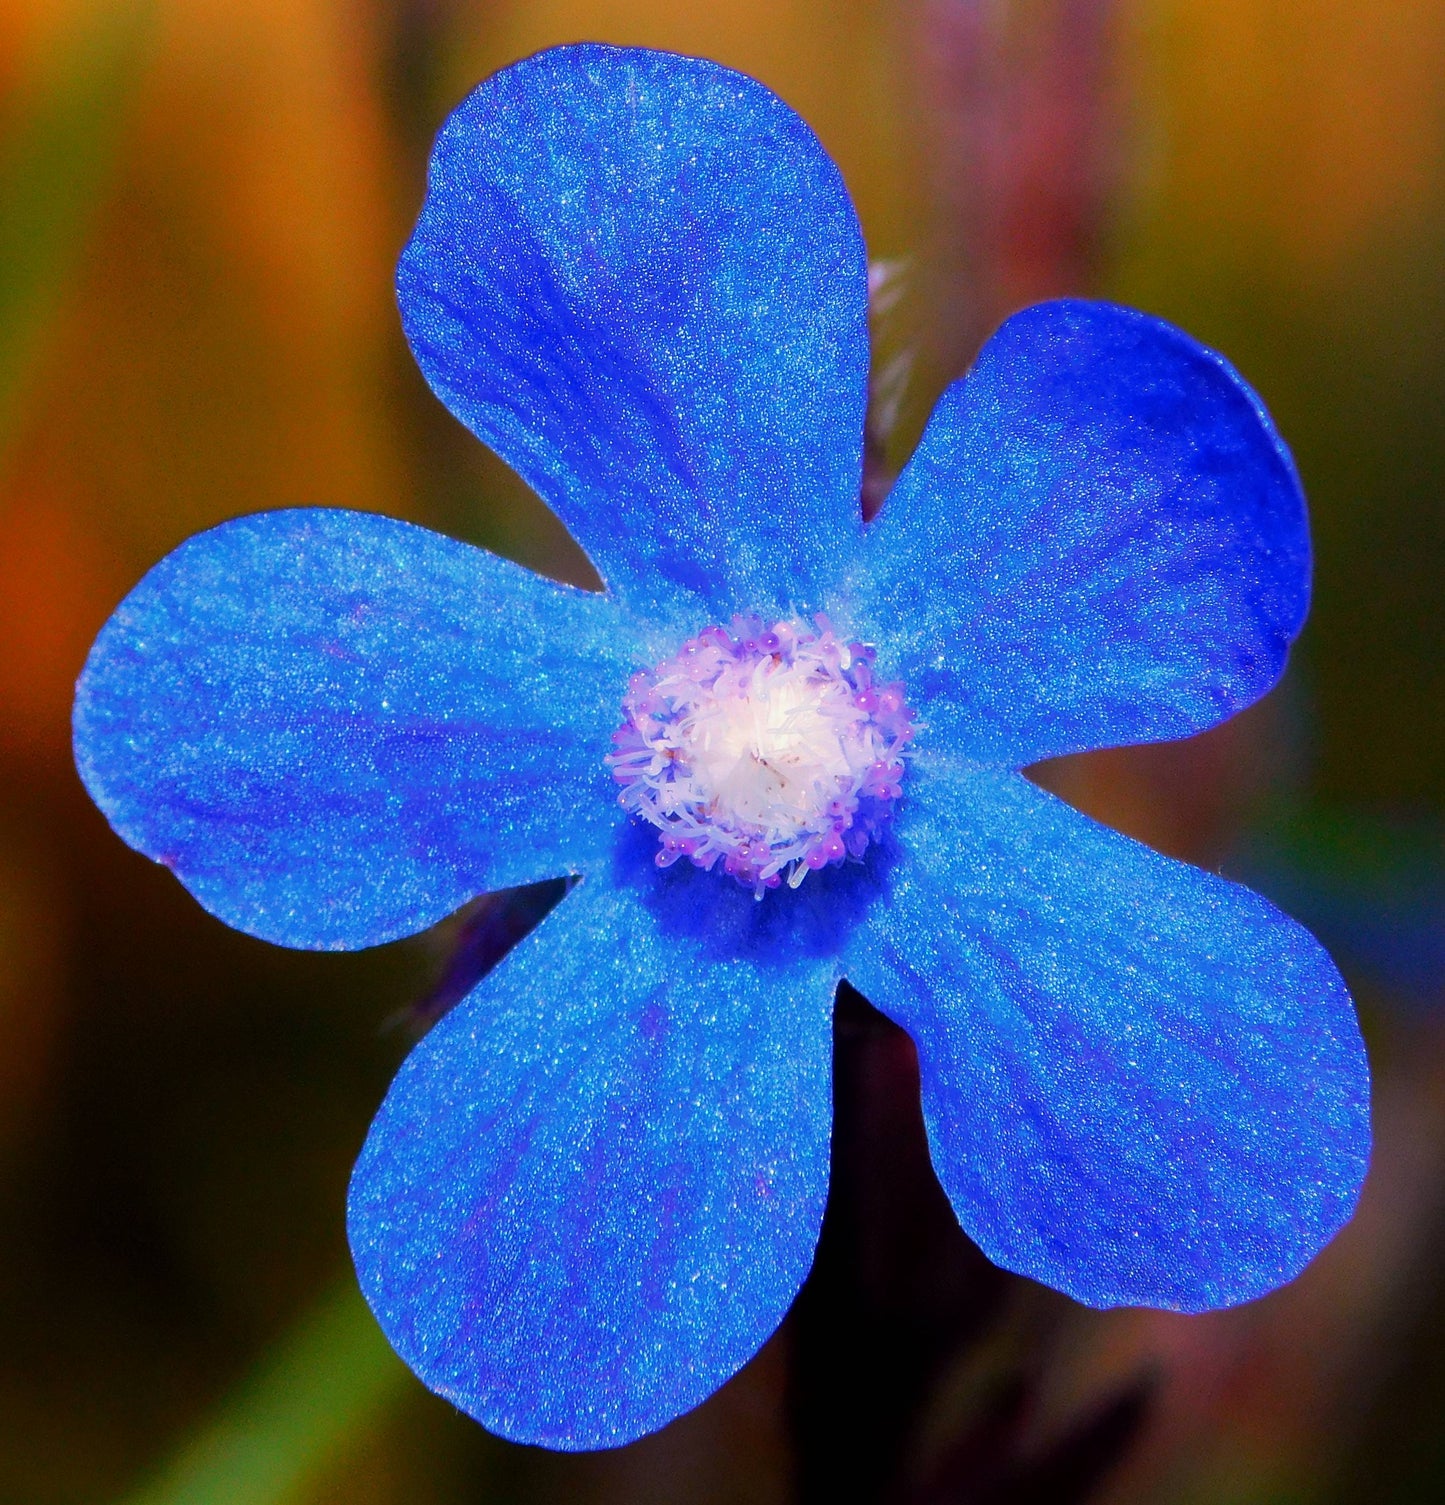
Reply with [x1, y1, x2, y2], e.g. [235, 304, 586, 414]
[0, 0, 152, 463]
[122, 1281, 409, 1505]
[914, 0, 1124, 379]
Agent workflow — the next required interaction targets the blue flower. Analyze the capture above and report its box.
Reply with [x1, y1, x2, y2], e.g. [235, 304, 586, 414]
[72, 44, 1370, 1452]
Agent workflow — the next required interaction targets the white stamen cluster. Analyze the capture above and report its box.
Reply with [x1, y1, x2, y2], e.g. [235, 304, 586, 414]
[608, 615, 914, 896]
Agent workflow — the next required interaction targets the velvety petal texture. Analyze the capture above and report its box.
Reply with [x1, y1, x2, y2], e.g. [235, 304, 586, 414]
[74, 509, 640, 950]
[860, 300, 1311, 765]
[845, 757, 1370, 1312]
[399, 43, 869, 631]
[348, 871, 839, 1449]
[68, 37, 1375, 1455]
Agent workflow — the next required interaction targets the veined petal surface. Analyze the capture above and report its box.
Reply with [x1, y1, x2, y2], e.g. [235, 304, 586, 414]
[862, 300, 1310, 765]
[399, 44, 869, 631]
[845, 758, 1370, 1311]
[348, 870, 839, 1449]
[73, 509, 639, 950]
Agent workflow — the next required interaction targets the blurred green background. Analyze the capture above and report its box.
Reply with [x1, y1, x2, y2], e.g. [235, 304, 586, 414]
[0, 1, 1442, 1501]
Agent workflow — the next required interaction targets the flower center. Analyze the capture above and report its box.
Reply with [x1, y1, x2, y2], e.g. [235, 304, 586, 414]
[608, 615, 915, 896]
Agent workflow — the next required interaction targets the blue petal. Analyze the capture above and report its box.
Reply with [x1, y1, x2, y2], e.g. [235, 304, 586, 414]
[73, 509, 641, 950]
[845, 757, 1370, 1311]
[399, 44, 869, 630]
[860, 301, 1310, 764]
[347, 869, 838, 1449]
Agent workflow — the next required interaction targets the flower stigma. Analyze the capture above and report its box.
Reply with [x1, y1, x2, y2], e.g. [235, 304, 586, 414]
[608, 615, 916, 897]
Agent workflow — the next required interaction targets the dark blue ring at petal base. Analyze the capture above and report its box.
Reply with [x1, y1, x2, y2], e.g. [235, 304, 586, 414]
[608, 812, 897, 967]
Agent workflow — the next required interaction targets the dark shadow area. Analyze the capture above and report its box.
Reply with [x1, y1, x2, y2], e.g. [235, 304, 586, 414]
[788, 983, 1009, 1503]
[400, 877, 572, 1035]
[789, 984, 1154, 1505]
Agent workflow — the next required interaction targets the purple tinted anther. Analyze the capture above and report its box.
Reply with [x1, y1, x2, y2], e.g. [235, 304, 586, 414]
[606, 614, 917, 896]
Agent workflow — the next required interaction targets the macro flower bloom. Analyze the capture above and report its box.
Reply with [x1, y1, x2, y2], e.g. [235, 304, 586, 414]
[73, 43, 1370, 1452]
